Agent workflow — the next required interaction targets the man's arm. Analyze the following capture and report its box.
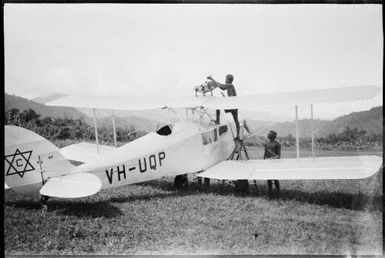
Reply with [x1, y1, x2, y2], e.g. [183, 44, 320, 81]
[207, 75, 227, 90]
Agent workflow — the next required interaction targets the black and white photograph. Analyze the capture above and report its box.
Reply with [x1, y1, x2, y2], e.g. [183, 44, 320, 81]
[4, 3, 383, 255]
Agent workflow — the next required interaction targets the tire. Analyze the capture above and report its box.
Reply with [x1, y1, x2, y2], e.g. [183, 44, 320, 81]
[174, 174, 188, 189]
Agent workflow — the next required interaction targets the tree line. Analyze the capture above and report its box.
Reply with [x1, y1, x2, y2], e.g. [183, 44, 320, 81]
[245, 126, 382, 150]
[5, 108, 145, 144]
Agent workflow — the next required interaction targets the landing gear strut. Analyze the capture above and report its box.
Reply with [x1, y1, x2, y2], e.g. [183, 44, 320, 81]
[197, 177, 210, 187]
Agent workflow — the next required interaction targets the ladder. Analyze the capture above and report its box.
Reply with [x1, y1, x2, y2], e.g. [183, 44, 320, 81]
[229, 138, 259, 194]
[229, 138, 249, 160]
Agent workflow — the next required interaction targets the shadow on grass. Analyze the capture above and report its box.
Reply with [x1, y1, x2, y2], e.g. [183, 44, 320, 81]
[5, 200, 124, 218]
[52, 201, 124, 218]
[108, 191, 177, 204]
[275, 189, 383, 211]
[105, 180, 236, 204]
[4, 200, 44, 211]
[139, 180, 383, 211]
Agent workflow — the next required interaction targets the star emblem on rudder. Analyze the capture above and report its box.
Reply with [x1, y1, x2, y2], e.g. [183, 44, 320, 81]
[5, 149, 35, 178]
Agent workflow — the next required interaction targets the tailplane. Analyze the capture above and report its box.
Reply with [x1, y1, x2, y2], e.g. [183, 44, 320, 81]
[5, 125, 75, 199]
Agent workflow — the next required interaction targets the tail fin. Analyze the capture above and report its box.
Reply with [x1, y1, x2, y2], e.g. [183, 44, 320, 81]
[5, 125, 74, 198]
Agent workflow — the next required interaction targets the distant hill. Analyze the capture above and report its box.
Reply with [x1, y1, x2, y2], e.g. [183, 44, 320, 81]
[320, 106, 383, 136]
[4, 93, 86, 119]
[32, 93, 68, 104]
[5, 93, 164, 133]
[95, 115, 163, 132]
[239, 110, 290, 122]
[253, 106, 383, 137]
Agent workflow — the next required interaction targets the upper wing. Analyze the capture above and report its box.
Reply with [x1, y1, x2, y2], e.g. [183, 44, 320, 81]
[59, 142, 117, 163]
[203, 86, 381, 110]
[46, 94, 204, 110]
[198, 156, 382, 180]
[47, 94, 166, 110]
[46, 86, 380, 111]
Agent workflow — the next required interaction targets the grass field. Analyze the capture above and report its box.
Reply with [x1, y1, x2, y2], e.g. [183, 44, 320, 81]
[4, 148, 383, 255]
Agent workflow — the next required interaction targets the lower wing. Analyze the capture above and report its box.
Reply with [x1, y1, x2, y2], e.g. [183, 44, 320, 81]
[198, 156, 382, 180]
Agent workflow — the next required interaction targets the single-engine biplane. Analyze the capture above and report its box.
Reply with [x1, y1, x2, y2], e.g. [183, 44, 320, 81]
[4, 82, 383, 201]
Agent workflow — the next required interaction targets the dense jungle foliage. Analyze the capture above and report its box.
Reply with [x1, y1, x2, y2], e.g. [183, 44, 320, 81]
[5, 108, 146, 144]
[245, 127, 382, 151]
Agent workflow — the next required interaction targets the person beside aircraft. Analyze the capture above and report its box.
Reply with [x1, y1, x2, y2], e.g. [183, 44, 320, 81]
[207, 74, 240, 139]
[263, 130, 281, 195]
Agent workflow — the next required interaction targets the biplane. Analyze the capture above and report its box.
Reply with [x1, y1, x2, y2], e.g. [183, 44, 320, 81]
[4, 82, 382, 202]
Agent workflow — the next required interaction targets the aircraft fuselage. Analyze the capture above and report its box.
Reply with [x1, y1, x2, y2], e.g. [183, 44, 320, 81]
[73, 121, 235, 189]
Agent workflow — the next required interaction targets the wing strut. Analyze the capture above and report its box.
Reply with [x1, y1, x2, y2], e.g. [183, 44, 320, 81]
[311, 104, 315, 158]
[295, 105, 299, 159]
[168, 107, 185, 122]
[92, 108, 100, 154]
[295, 104, 316, 159]
[111, 110, 117, 147]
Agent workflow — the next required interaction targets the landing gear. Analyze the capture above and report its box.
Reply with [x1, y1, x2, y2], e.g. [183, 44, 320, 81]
[197, 177, 210, 187]
[174, 174, 188, 189]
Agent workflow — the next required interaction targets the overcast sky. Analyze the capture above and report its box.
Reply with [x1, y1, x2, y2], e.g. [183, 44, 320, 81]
[4, 4, 383, 120]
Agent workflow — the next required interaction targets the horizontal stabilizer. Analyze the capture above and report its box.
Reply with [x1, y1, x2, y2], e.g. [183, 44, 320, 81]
[60, 142, 117, 163]
[39, 173, 102, 198]
[198, 156, 382, 180]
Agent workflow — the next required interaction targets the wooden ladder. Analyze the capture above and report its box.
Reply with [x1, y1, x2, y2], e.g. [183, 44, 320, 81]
[229, 138, 259, 194]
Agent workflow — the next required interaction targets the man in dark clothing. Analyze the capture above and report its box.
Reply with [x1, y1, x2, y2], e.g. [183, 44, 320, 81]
[207, 74, 240, 139]
[263, 130, 281, 195]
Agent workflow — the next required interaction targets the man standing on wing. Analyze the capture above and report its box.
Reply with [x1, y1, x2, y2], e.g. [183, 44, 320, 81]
[207, 74, 240, 139]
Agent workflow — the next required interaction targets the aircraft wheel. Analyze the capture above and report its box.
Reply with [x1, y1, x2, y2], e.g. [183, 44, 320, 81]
[174, 174, 188, 189]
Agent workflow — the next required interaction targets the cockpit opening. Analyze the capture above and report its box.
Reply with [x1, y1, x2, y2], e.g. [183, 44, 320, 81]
[156, 124, 173, 136]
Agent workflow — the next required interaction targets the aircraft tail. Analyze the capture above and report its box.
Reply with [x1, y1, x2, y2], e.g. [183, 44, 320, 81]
[4, 125, 75, 198]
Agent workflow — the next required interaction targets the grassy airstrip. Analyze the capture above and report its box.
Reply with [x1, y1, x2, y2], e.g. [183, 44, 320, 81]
[4, 148, 383, 255]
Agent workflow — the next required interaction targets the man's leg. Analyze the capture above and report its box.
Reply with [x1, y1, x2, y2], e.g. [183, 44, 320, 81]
[274, 180, 280, 193]
[216, 110, 220, 124]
